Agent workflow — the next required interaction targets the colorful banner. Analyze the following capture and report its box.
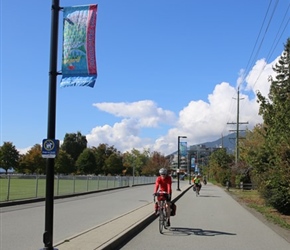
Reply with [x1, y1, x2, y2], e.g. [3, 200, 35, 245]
[179, 142, 187, 156]
[60, 4, 98, 88]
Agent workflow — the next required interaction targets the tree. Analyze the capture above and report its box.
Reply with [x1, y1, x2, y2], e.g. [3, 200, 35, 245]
[208, 148, 233, 185]
[92, 143, 120, 175]
[76, 148, 97, 175]
[142, 151, 170, 176]
[239, 124, 268, 185]
[256, 38, 290, 214]
[61, 131, 87, 163]
[0, 142, 19, 174]
[19, 144, 46, 174]
[104, 152, 123, 175]
[55, 149, 75, 174]
[122, 148, 150, 176]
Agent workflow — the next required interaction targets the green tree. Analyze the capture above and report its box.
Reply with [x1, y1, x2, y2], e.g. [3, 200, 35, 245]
[19, 144, 46, 174]
[0, 142, 19, 174]
[256, 38, 290, 214]
[209, 148, 233, 185]
[61, 131, 87, 163]
[122, 148, 150, 176]
[92, 143, 119, 175]
[239, 124, 268, 185]
[104, 152, 123, 175]
[76, 148, 97, 174]
[55, 149, 75, 174]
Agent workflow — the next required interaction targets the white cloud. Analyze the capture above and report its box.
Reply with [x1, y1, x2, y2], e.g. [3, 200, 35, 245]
[93, 100, 176, 127]
[87, 100, 176, 153]
[18, 146, 32, 155]
[245, 57, 277, 96]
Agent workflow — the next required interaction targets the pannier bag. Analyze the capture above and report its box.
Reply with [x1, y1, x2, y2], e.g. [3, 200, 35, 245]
[170, 202, 177, 216]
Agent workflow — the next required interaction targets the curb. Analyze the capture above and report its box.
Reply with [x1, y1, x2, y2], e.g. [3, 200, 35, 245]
[102, 185, 193, 250]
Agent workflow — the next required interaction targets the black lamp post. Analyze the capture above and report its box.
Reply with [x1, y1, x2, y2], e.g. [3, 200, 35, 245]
[177, 136, 187, 191]
[188, 154, 193, 185]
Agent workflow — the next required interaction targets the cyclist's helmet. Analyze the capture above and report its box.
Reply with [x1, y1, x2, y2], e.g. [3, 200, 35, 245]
[159, 168, 167, 175]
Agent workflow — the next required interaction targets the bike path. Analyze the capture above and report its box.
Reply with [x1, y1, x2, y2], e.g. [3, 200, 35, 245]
[120, 183, 290, 250]
[54, 181, 192, 250]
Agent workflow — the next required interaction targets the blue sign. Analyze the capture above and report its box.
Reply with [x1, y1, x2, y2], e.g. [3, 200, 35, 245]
[42, 139, 59, 158]
[179, 142, 187, 156]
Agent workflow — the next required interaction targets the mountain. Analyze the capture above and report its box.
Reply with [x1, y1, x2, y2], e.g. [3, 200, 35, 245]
[167, 132, 246, 157]
[201, 132, 243, 153]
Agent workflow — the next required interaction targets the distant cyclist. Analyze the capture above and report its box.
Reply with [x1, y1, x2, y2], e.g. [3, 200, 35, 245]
[192, 174, 202, 195]
[154, 168, 172, 227]
[203, 175, 207, 185]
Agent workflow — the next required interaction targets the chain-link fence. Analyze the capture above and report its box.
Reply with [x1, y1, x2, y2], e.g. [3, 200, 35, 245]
[0, 174, 155, 202]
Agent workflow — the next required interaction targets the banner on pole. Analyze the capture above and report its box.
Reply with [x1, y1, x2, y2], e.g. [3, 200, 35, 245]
[60, 4, 98, 88]
[179, 142, 187, 156]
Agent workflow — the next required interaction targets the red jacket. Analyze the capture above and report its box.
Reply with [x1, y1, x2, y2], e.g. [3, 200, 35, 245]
[154, 175, 172, 195]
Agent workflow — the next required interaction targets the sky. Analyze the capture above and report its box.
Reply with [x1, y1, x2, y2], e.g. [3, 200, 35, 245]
[1, 0, 289, 156]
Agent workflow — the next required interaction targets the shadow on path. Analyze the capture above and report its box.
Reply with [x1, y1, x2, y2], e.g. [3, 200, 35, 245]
[163, 227, 236, 237]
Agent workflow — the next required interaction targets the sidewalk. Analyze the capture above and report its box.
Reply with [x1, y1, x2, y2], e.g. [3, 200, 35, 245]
[54, 182, 193, 250]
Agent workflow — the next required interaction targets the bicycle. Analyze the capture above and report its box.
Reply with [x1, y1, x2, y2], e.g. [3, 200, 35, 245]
[196, 184, 200, 196]
[193, 183, 201, 196]
[154, 191, 169, 234]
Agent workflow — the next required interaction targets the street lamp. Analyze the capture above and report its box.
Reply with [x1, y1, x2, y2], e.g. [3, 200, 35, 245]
[188, 154, 194, 185]
[177, 136, 187, 191]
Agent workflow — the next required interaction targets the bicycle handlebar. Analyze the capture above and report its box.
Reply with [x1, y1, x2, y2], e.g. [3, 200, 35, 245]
[153, 191, 169, 202]
[153, 191, 169, 196]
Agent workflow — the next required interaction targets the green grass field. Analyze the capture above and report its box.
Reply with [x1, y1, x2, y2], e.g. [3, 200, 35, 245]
[0, 175, 130, 202]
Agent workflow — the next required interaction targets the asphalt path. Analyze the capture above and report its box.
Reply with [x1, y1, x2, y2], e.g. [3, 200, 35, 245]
[120, 183, 290, 250]
[0, 184, 158, 250]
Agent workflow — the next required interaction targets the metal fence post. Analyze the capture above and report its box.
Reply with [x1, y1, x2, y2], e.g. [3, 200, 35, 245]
[73, 176, 76, 194]
[36, 175, 39, 198]
[57, 175, 60, 196]
[86, 176, 89, 192]
[6, 175, 11, 201]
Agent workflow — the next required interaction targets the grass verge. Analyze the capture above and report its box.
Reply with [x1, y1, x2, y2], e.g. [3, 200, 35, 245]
[229, 189, 290, 230]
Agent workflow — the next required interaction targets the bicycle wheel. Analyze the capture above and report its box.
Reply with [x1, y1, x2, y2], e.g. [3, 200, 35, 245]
[196, 186, 200, 196]
[159, 207, 164, 233]
[163, 208, 168, 230]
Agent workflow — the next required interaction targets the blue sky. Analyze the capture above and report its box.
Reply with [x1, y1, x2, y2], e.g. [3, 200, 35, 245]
[1, 0, 289, 155]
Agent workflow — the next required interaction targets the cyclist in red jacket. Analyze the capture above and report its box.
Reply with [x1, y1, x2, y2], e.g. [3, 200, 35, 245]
[154, 168, 172, 226]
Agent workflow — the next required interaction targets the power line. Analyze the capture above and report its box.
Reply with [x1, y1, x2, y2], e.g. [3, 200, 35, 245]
[242, 0, 274, 80]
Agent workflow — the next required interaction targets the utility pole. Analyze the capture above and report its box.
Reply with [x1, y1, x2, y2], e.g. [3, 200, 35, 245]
[227, 87, 248, 167]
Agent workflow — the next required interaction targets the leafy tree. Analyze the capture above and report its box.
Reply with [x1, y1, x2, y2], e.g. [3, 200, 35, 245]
[122, 148, 150, 176]
[239, 124, 268, 185]
[76, 148, 96, 174]
[92, 143, 120, 175]
[61, 131, 87, 163]
[19, 144, 46, 174]
[55, 149, 75, 174]
[104, 152, 123, 175]
[17, 154, 28, 174]
[142, 151, 170, 176]
[256, 38, 290, 214]
[0, 142, 19, 174]
[208, 148, 233, 185]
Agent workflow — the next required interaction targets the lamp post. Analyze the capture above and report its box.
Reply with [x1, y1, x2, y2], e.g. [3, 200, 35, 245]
[177, 136, 187, 191]
[188, 154, 193, 185]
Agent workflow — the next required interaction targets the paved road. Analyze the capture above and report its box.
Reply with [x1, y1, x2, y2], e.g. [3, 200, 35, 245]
[0, 184, 157, 250]
[120, 183, 290, 250]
